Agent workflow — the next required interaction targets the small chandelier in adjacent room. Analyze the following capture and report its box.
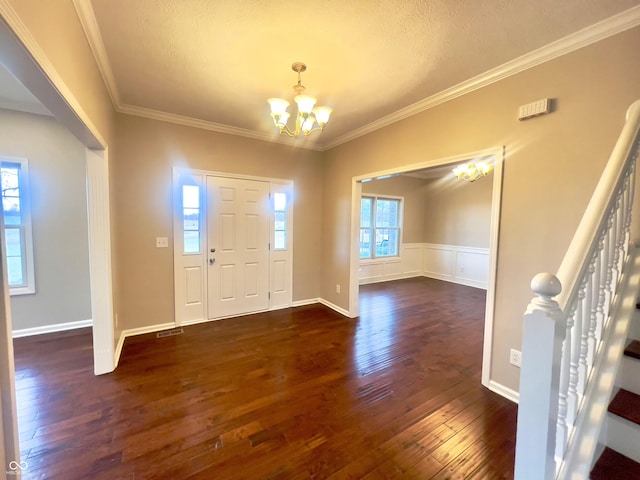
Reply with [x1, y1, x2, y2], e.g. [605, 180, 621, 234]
[268, 62, 333, 137]
[452, 160, 492, 182]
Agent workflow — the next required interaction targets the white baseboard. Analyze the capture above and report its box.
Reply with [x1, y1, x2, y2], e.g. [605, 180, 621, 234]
[114, 330, 125, 368]
[359, 272, 421, 285]
[114, 322, 175, 367]
[180, 317, 210, 327]
[487, 379, 519, 404]
[13, 319, 93, 338]
[317, 298, 351, 317]
[291, 298, 319, 308]
[277, 297, 353, 318]
[120, 322, 176, 338]
[422, 272, 487, 290]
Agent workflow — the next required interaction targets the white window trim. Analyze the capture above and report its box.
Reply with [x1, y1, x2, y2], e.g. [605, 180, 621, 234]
[1, 156, 35, 296]
[360, 194, 403, 260]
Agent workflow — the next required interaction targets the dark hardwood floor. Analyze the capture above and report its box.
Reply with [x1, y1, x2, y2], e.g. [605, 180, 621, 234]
[13, 277, 517, 479]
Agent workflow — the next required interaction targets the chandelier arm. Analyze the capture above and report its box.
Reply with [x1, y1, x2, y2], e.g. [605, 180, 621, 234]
[277, 124, 297, 137]
[302, 125, 327, 136]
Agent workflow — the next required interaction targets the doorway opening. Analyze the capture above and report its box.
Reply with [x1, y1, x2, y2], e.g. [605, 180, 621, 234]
[349, 147, 504, 390]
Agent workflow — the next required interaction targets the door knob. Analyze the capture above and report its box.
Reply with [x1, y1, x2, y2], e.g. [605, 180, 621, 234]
[210, 248, 216, 253]
[209, 258, 215, 264]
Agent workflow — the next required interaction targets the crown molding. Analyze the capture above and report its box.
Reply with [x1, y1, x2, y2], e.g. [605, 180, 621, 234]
[72, 0, 120, 107]
[118, 103, 324, 151]
[0, 0, 107, 148]
[322, 5, 640, 150]
[11, 1, 640, 153]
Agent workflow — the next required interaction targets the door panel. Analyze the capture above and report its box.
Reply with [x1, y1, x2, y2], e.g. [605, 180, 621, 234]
[207, 176, 269, 318]
[184, 266, 203, 305]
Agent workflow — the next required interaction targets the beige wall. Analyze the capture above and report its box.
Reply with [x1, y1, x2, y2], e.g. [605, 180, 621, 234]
[112, 114, 324, 330]
[361, 175, 428, 243]
[322, 26, 640, 393]
[0, 109, 92, 330]
[422, 172, 493, 248]
[361, 172, 493, 248]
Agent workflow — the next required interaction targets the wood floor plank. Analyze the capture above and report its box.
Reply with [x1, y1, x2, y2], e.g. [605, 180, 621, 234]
[13, 277, 517, 479]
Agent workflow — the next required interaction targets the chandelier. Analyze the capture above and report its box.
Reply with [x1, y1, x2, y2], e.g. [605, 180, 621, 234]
[268, 62, 333, 137]
[452, 160, 492, 182]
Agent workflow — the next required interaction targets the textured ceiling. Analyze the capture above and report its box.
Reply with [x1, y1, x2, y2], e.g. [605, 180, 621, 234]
[78, 0, 640, 149]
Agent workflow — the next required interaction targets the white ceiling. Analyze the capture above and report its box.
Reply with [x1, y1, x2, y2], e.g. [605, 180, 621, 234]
[5, 1, 640, 151]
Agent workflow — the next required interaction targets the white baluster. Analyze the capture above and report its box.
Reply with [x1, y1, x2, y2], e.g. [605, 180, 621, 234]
[556, 303, 575, 460]
[515, 273, 564, 480]
[611, 193, 623, 287]
[565, 306, 580, 426]
[595, 232, 607, 342]
[577, 276, 590, 395]
[604, 209, 616, 316]
[626, 159, 637, 247]
[615, 189, 626, 275]
[586, 253, 599, 367]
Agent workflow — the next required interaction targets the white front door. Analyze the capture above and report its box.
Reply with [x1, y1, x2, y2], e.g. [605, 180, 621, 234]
[206, 176, 270, 318]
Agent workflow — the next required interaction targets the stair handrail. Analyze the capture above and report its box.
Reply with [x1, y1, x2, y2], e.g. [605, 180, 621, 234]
[514, 100, 640, 480]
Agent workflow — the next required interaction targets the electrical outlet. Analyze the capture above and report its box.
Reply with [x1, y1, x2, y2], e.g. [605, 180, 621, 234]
[156, 237, 169, 248]
[336, 284, 341, 294]
[510, 348, 522, 368]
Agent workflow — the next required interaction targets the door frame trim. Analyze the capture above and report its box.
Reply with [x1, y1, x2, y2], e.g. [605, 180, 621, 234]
[172, 168, 294, 326]
[348, 146, 504, 390]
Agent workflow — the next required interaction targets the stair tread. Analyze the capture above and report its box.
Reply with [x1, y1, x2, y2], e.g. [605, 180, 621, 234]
[625, 340, 640, 360]
[591, 448, 640, 480]
[609, 389, 640, 425]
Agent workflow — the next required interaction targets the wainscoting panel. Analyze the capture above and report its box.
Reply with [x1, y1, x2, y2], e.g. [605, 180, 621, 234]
[359, 243, 424, 284]
[359, 243, 489, 289]
[424, 244, 489, 289]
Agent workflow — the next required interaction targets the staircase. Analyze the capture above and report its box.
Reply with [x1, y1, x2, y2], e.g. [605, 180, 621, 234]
[513, 99, 640, 480]
[590, 317, 640, 479]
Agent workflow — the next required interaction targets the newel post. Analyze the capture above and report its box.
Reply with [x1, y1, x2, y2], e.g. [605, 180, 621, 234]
[514, 273, 565, 480]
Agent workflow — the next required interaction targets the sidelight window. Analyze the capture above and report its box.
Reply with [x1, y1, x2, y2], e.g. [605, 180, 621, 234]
[273, 192, 287, 250]
[182, 185, 200, 254]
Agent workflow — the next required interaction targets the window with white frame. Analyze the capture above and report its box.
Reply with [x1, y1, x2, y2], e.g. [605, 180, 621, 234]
[273, 192, 287, 250]
[1, 158, 35, 295]
[182, 184, 201, 254]
[360, 195, 402, 259]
